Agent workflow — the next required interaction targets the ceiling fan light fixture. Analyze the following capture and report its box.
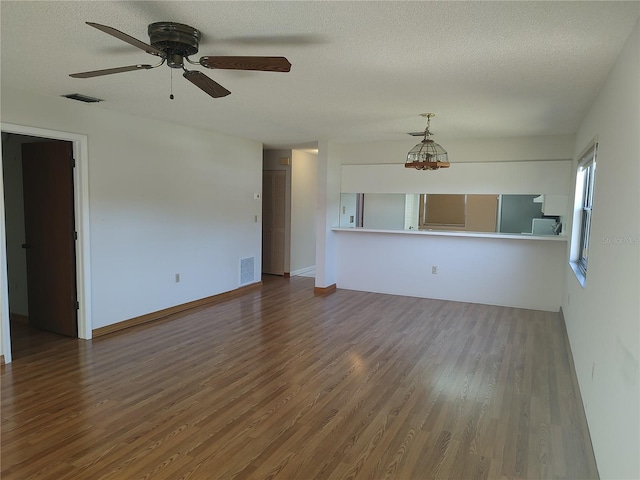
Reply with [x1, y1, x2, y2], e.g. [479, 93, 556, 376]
[69, 21, 292, 99]
[405, 113, 449, 170]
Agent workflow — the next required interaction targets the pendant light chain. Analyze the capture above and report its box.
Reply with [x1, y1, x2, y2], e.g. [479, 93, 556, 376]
[170, 69, 174, 100]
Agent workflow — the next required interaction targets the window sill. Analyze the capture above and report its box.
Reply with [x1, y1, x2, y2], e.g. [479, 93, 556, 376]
[569, 261, 587, 288]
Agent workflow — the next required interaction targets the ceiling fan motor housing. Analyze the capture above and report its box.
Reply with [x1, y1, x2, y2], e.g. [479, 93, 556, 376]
[148, 22, 201, 64]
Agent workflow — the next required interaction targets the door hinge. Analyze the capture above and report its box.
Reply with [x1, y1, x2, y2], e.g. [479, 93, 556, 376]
[71, 156, 76, 168]
[74, 231, 78, 240]
[75, 301, 80, 310]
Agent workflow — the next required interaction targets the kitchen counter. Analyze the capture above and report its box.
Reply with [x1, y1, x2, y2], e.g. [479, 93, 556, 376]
[332, 227, 568, 241]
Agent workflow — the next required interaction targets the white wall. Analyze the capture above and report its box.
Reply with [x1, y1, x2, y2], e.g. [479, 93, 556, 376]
[336, 231, 566, 311]
[290, 150, 317, 274]
[339, 192, 357, 228]
[315, 140, 342, 288]
[1, 87, 263, 331]
[562, 20, 639, 479]
[340, 134, 575, 165]
[333, 139, 574, 312]
[0, 139, 9, 360]
[342, 160, 572, 195]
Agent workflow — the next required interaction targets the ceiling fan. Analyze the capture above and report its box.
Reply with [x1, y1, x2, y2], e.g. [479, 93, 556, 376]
[70, 22, 292, 98]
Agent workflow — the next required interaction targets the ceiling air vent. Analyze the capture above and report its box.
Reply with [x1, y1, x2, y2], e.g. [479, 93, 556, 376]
[62, 93, 104, 103]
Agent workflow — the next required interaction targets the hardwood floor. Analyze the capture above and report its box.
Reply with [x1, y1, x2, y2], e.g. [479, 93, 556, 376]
[1, 276, 598, 479]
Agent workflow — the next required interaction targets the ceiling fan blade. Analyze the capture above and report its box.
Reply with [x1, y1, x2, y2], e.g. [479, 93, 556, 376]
[86, 22, 164, 56]
[70, 64, 155, 78]
[183, 71, 231, 98]
[199, 56, 291, 73]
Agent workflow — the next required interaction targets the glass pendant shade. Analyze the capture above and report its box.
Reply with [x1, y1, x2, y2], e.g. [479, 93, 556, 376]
[406, 139, 449, 170]
[404, 113, 450, 170]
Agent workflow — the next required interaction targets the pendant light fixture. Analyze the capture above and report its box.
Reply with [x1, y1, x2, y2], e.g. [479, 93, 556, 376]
[405, 113, 449, 170]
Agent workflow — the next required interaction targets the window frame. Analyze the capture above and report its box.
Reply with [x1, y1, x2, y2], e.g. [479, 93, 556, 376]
[572, 143, 597, 284]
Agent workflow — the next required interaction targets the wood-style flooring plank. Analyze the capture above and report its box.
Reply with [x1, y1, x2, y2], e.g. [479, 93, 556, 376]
[2, 276, 598, 479]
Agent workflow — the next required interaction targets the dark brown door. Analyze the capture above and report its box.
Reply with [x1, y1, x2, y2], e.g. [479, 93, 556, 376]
[262, 170, 286, 275]
[22, 141, 77, 337]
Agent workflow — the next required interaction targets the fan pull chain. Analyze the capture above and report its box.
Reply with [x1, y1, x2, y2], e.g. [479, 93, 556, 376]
[170, 69, 174, 100]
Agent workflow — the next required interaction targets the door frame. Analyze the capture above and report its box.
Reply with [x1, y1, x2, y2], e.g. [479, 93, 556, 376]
[1, 123, 93, 363]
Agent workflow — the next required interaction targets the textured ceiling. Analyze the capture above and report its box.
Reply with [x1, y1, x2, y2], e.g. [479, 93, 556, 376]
[1, 1, 639, 148]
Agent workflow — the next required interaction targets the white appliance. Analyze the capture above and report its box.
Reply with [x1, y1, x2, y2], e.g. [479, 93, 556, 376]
[532, 218, 557, 235]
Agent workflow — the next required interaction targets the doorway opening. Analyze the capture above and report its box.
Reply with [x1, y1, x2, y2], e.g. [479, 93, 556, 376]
[262, 149, 318, 280]
[1, 124, 92, 363]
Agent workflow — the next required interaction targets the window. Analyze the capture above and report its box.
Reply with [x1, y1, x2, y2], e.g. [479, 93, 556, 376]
[573, 143, 597, 281]
[418, 194, 466, 228]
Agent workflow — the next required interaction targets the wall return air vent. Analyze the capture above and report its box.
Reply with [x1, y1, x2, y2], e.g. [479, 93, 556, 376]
[240, 257, 255, 286]
[62, 93, 104, 103]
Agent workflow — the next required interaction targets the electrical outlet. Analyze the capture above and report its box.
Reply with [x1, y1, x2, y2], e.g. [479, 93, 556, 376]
[175, 273, 180, 283]
[431, 266, 438, 274]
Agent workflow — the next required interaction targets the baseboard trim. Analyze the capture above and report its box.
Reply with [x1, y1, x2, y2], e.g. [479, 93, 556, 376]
[291, 266, 316, 277]
[558, 307, 599, 475]
[314, 283, 337, 296]
[93, 281, 263, 338]
[9, 313, 28, 324]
